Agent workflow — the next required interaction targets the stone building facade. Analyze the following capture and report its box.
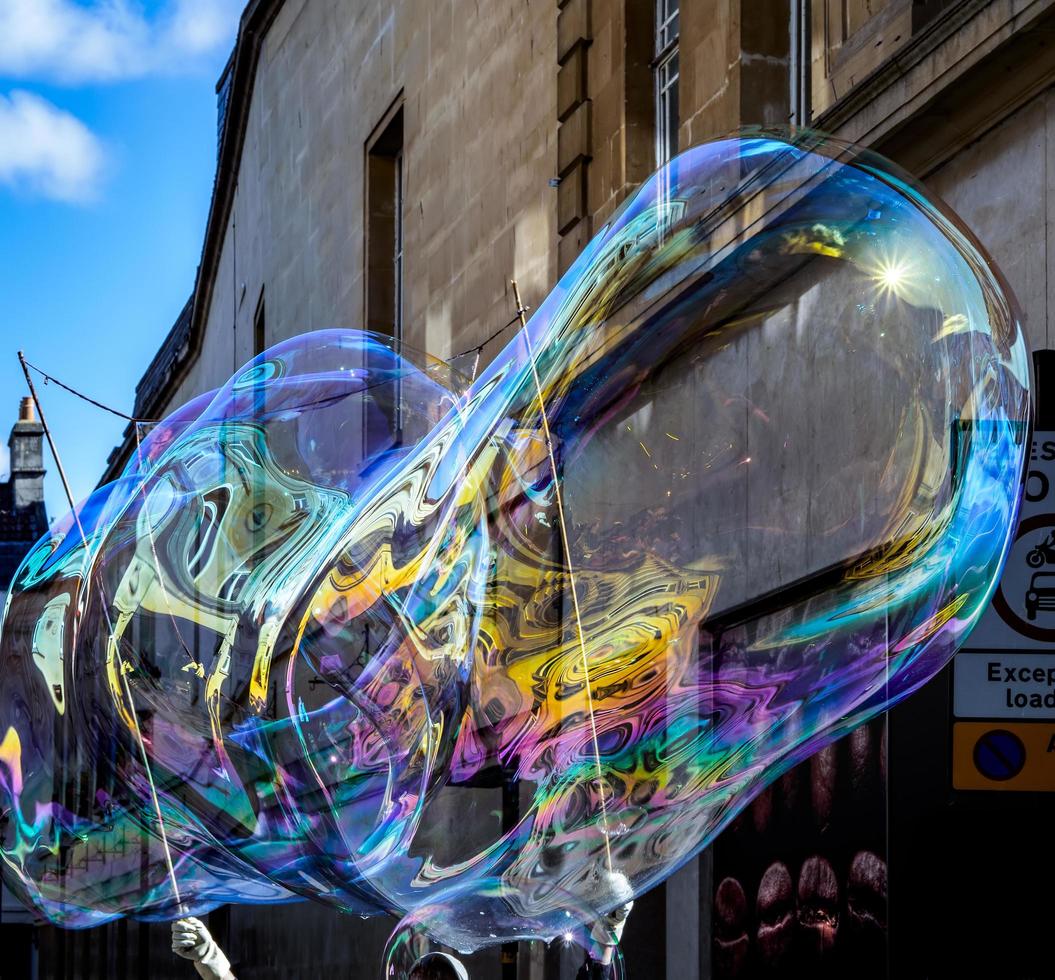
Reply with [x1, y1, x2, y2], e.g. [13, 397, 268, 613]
[31, 0, 1054, 978]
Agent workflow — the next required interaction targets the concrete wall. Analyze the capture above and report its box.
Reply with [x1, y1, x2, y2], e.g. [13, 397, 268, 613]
[927, 88, 1055, 353]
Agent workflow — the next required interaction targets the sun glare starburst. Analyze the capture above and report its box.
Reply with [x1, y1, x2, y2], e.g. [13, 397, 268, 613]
[873, 257, 913, 297]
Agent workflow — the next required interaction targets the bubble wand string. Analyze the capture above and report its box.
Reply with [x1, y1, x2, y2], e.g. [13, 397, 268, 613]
[510, 282, 613, 873]
[17, 351, 184, 912]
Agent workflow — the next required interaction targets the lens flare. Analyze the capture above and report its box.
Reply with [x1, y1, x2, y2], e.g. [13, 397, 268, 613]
[874, 257, 912, 295]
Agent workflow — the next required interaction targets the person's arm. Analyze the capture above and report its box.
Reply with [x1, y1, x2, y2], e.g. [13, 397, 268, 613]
[171, 917, 236, 980]
[589, 898, 633, 966]
[576, 961, 613, 980]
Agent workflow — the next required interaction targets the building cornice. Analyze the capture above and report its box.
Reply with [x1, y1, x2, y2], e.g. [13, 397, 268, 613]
[816, 0, 1055, 174]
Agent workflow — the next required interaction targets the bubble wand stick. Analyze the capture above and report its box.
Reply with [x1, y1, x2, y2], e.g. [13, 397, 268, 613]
[510, 283, 614, 874]
[17, 350, 184, 913]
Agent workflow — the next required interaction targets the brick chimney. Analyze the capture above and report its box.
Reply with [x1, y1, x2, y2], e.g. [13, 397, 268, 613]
[8, 397, 46, 513]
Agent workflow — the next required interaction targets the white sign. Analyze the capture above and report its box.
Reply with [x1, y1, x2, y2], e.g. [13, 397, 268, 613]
[964, 431, 1055, 649]
[954, 652, 1055, 718]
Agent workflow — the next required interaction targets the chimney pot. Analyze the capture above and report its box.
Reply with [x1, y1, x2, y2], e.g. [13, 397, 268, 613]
[8, 398, 46, 513]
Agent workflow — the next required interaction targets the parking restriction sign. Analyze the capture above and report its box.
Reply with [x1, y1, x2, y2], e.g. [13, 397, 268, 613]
[953, 431, 1055, 791]
[967, 432, 1055, 649]
[953, 722, 1055, 791]
[954, 652, 1055, 718]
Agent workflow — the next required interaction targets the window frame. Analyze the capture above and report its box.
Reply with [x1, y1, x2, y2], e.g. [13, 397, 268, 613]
[364, 94, 406, 448]
[653, 0, 680, 170]
[789, 0, 811, 126]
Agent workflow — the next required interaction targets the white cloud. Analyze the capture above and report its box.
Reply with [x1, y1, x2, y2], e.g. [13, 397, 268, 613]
[0, 90, 106, 202]
[0, 0, 244, 84]
[165, 0, 241, 56]
[0, 442, 8, 482]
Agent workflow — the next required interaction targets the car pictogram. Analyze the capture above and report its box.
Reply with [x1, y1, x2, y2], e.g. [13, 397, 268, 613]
[1024, 571, 1055, 621]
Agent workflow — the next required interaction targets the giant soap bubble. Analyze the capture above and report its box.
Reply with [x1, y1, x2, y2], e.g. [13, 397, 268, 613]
[0, 132, 1029, 968]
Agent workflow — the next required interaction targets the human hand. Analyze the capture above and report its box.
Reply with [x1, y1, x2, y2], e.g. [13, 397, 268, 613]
[171, 918, 234, 980]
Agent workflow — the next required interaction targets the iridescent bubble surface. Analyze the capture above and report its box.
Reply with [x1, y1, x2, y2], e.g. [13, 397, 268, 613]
[0, 133, 1030, 960]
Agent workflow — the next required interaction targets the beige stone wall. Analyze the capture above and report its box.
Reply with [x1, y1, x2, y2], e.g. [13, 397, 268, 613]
[810, 0, 913, 118]
[163, 0, 559, 416]
[679, 0, 790, 148]
[555, 0, 656, 273]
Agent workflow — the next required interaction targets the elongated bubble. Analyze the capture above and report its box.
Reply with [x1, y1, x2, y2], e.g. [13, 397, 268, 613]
[0, 133, 1030, 954]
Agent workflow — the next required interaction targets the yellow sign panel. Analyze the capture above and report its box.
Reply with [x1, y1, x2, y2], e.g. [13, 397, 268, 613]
[952, 722, 1055, 791]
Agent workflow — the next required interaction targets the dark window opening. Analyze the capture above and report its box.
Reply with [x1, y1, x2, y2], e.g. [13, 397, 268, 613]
[365, 101, 405, 348]
[789, 0, 811, 125]
[365, 99, 405, 451]
[253, 287, 266, 359]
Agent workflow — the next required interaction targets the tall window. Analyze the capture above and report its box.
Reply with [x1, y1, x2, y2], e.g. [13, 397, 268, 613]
[366, 101, 405, 350]
[253, 287, 266, 359]
[365, 100, 405, 447]
[393, 144, 404, 349]
[789, 0, 810, 126]
[654, 0, 680, 168]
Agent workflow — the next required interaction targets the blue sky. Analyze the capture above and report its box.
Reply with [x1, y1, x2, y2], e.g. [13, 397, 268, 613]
[0, 0, 244, 519]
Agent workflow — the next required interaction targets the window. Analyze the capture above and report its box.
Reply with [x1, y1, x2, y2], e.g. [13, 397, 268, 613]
[789, 0, 810, 126]
[365, 99, 405, 448]
[654, 0, 680, 168]
[251, 287, 267, 419]
[394, 143, 404, 349]
[365, 101, 405, 350]
[253, 287, 266, 359]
